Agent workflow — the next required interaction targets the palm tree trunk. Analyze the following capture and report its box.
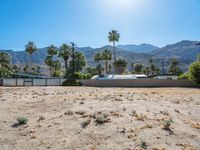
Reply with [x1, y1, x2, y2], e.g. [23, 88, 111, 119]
[29, 54, 32, 73]
[105, 60, 108, 74]
[49, 66, 52, 77]
[64, 60, 68, 71]
[113, 41, 116, 63]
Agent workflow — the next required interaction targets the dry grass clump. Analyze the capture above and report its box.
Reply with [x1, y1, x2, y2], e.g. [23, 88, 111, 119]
[38, 116, 45, 121]
[131, 110, 147, 121]
[160, 110, 170, 116]
[161, 119, 174, 133]
[75, 110, 86, 115]
[176, 143, 196, 150]
[94, 113, 110, 125]
[140, 140, 148, 149]
[64, 110, 73, 115]
[81, 118, 91, 128]
[191, 122, 200, 129]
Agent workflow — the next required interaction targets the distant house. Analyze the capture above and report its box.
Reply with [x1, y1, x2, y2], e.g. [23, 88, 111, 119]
[91, 74, 147, 80]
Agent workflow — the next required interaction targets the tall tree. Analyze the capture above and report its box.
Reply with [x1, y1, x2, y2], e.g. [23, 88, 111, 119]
[189, 55, 200, 85]
[94, 52, 102, 75]
[108, 30, 120, 63]
[25, 41, 37, 70]
[45, 56, 53, 76]
[59, 44, 72, 70]
[168, 58, 182, 75]
[23, 65, 29, 74]
[45, 45, 58, 77]
[52, 60, 61, 77]
[95, 64, 104, 75]
[134, 63, 143, 74]
[131, 63, 135, 72]
[108, 64, 112, 74]
[69, 52, 86, 73]
[47, 45, 57, 56]
[94, 52, 102, 63]
[0, 52, 11, 68]
[0, 52, 12, 77]
[113, 59, 127, 74]
[102, 50, 112, 74]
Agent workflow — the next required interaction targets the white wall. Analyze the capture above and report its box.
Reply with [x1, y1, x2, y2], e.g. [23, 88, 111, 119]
[81, 79, 194, 87]
[3, 78, 66, 86]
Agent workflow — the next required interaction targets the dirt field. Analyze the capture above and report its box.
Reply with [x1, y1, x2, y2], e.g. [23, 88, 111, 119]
[0, 87, 200, 150]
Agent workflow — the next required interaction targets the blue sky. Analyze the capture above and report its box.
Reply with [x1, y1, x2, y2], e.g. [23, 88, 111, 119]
[0, 0, 200, 50]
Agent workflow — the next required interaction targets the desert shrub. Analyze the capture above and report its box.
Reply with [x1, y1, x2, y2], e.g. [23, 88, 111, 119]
[38, 116, 45, 121]
[131, 110, 137, 116]
[178, 73, 190, 80]
[122, 107, 126, 111]
[95, 113, 109, 124]
[64, 110, 73, 115]
[75, 110, 86, 115]
[130, 110, 146, 121]
[162, 119, 174, 131]
[62, 79, 82, 86]
[160, 110, 170, 116]
[81, 118, 91, 128]
[17, 117, 28, 125]
[189, 61, 200, 85]
[140, 140, 148, 149]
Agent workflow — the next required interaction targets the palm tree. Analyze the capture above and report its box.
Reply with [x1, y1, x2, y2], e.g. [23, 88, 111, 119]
[58, 44, 72, 71]
[0, 52, 11, 68]
[150, 64, 156, 75]
[45, 56, 53, 76]
[69, 52, 86, 72]
[168, 58, 182, 75]
[113, 59, 127, 74]
[94, 53, 102, 75]
[108, 64, 112, 74]
[25, 41, 37, 70]
[131, 63, 135, 73]
[108, 30, 120, 63]
[102, 50, 112, 74]
[47, 45, 57, 56]
[52, 60, 61, 77]
[45, 45, 58, 77]
[94, 52, 102, 63]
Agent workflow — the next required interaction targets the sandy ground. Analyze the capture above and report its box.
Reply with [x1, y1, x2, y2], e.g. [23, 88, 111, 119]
[0, 87, 200, 150]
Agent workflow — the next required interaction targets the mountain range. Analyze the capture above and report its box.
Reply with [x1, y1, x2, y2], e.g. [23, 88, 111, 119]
[117, 44, 159, 53]
[1, 40, 200, 72]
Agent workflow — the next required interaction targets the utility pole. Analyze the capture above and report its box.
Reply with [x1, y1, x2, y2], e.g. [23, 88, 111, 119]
[71, 42, 75, 79]
[162, 59, 165, 75]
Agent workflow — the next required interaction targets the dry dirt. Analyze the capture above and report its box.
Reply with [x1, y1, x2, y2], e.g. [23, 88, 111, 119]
[0, 87, 200, 150]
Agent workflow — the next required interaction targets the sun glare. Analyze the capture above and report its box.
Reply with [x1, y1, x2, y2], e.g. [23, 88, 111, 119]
[98, 0, 140, 16]
[110, 0, 135, 8]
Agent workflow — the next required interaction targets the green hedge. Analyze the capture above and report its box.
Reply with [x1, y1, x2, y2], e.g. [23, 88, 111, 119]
[62, 79, 82, 86]
[178, 73, 190, 80]
[74, 72, 92, 80]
